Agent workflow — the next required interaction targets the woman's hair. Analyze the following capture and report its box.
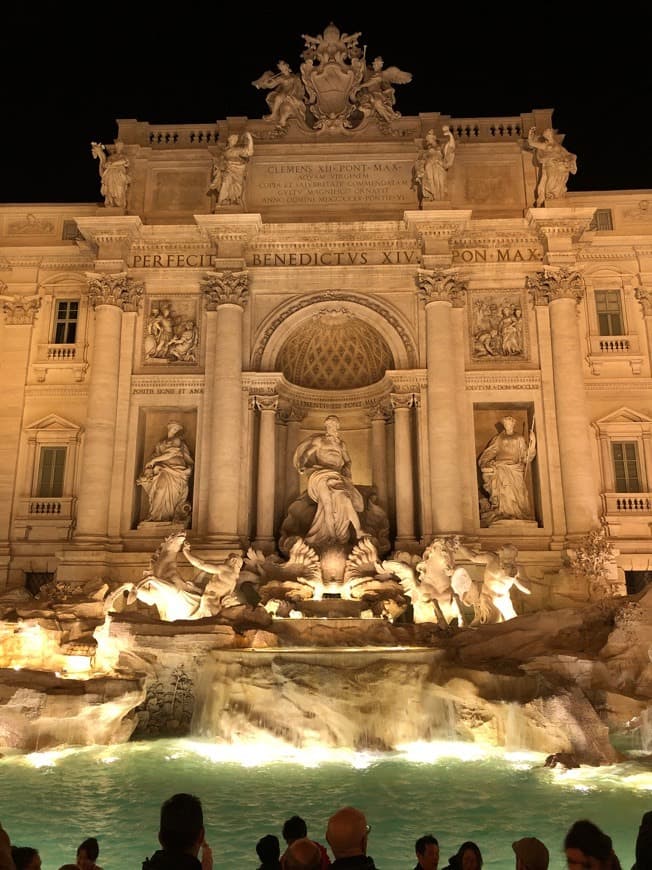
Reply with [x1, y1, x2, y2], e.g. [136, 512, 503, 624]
[457, 841, 483, 866]
[564, 820, 612, 860]
[78, 837, 99, 861]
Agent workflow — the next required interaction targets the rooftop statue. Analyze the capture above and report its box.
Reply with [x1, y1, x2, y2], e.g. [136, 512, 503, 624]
[412, 127, 456, 206]
[252, 61, 307, 128]
[253, 23, 412, 132]
[91, 140, 130, 209]
[356, 55, 412, 124]
[207, 131, 254, 209]
[527, 126, 577, 206]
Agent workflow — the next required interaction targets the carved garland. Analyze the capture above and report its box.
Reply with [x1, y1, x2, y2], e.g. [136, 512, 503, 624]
[251, 291, 417, 369]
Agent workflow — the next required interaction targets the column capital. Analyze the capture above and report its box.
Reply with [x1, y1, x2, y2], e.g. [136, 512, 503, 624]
[391, 392, 418, 410]
[367, 402, 391, 423]
[253, 394, 279, 412]
[635, 285, 652, 317]
[278, 406, 306, 425]
[202, 270, 249, 310]
[416, 268, 467, 307]
[526, 265, 585, 305]
[0, 294, 40, 325]
[85, 272, 144, 311]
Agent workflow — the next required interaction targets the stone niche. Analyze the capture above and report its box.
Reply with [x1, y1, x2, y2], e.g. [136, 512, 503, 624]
[132, 409, 197, 530]
[474, 403, 541, 529]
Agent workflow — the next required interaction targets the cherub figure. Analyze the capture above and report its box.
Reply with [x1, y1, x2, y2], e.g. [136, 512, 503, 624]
[252, 61, 306, 127]
[356, 56, 412, 123]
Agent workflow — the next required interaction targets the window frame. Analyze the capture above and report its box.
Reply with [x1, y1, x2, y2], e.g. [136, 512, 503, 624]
[52, 298, 79, 345]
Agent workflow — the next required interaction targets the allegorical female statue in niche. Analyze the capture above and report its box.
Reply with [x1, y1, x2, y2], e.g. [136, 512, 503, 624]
[478, 415, 536, 525]
[137, 421, 194, 524]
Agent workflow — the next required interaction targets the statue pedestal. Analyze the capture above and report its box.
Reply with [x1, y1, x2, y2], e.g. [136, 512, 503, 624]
[291, 599, 371, 619]
[486, 519, 539, 531]
[421, 200, 453, 211]
[136, 520, 186, 534]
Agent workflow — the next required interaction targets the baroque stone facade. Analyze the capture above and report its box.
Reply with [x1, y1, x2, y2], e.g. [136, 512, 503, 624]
[1, 22, 652, 605]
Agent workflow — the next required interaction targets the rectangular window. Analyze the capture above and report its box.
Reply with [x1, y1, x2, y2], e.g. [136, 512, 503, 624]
[595, 290, 623, 336]
[53, 300, 78, 344]
[590, 208, 613, 231]
[612, 441, 642, 492]
[36, 447, 66, 497]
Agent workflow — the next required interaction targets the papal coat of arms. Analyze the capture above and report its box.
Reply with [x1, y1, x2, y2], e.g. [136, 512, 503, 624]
[252, 22, 412, 133]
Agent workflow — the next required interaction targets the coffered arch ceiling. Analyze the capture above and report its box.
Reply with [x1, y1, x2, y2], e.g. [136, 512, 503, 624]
[277, 308, 394, 389]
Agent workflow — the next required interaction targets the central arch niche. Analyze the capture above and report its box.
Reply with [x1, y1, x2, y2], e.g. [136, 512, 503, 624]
[276, 308, 394, 389]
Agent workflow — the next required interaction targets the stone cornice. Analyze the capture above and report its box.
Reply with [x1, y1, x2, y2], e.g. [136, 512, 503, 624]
[526, 266, 585, 305]
[0, 294, 41, 324]
[194, 214, 263, 246]
[416, 267, 467, 306]
[201, 270, 249, 309]
[85, 272, 144, 311]
[526, 207, 596, 243]
[387, 370, 428, 391]
[250, 238, 420, 253]
[403, 210, 473, 239]
[75, 216, 143, 253]
[576, 246, 638, 261]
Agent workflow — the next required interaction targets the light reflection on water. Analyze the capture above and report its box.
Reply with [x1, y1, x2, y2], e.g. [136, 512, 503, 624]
[1, 739, 651, 868]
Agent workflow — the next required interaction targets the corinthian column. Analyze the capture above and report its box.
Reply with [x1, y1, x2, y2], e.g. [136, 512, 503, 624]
[391, 393, 416, 546]
[201, 270, 248, 545]
[416, 268, 466, 534]
[368, 404, 389, 510]
[253, 394, 278, 552]
[75, 273, 143, 542]
[528, 266, 599, 533]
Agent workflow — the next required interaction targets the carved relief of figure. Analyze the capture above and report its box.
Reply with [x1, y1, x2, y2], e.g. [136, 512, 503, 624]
[293, 415, 367, 549]
[91, 140, 130, 209]
[471, 298, 524, 359]
[412, 127, 456, 206]
[478, 415, 536, 524]
[527, 127, 577, 206]
[167, 320, 198, 363]
[357, 56, 412, 123]
[252, 60, 306, 127]
[137, 421, 194, 524]
[207, 132, 254, 209]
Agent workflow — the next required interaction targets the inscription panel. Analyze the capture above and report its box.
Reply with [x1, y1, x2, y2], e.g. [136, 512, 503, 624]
[249, 159, 415, 209]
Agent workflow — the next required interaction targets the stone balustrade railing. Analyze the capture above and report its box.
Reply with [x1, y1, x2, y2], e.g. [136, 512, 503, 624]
[116, 112, 542, 148]
[603, 492, 652, 513]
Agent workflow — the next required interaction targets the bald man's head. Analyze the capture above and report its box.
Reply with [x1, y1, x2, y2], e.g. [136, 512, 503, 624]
[283, 837, 322, 870]
[326, 806, 368, 858]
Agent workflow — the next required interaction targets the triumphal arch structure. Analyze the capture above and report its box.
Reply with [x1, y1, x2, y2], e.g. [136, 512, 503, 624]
[1, 22, 652, 608]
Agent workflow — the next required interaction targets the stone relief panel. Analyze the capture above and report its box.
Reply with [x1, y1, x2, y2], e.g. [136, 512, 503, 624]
[469, 291, 527, 363]
[147, 168, 210, 214]
[143, 297, 199, 365]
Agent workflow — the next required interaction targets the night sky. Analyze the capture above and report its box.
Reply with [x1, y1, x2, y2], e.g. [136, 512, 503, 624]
[2, 7, 649, 204]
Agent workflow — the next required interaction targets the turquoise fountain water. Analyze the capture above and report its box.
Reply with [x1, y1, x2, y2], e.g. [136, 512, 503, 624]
[1, 738, 651, 868]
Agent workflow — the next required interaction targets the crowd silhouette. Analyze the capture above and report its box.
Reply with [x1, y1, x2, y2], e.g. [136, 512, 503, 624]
[2, 799, 651, 869]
